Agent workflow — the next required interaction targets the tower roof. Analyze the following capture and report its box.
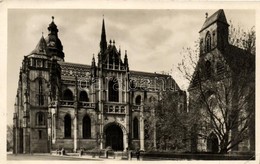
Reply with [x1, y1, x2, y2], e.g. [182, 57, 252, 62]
[100, 17, 107, 53]
[200, 9, 229, 32]
[29, 35, 47, 55]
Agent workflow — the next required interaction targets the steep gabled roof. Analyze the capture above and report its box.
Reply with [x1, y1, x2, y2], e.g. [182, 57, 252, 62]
[200, 9, 229, 32]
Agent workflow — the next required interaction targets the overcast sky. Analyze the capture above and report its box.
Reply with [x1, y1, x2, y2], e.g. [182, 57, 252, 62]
[7, 9, 255, 125]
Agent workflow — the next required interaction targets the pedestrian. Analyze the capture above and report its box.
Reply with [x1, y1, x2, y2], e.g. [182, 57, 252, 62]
[136, 149, 140, 160]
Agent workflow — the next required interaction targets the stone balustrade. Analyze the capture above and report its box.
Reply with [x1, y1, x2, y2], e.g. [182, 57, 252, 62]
[104, 103, 126, 114]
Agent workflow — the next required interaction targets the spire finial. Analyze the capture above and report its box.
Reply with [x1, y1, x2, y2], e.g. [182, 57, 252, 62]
[100, 17, 107, 53]
[109, 39, 112, 44]
[52, 16, 54, 22]
[113, 40, 115, 45]
[205, 12, 208, 19]
[42, 32, 44, 37]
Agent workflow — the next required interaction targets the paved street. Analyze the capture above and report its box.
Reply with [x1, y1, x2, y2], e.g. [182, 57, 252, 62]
[7, 154, 101, 161]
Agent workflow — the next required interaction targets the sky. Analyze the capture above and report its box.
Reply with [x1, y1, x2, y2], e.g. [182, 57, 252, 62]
[7, 9, 255, 125]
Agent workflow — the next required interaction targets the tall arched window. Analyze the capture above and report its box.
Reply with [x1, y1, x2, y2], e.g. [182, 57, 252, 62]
[36, 112, 45, 125]
[82, 115, 91, 139]
[135, 95, 141, 105]
[133, 117, 139, 139]
[79, 91, 89, 102]
[38, 78, 44, 106]
[108, 78, 119, 102]
[63, 89, 73, 101]
[144, 119, 149, 140]
[205, 32, 211, 52]
[64, 114, 71, 138]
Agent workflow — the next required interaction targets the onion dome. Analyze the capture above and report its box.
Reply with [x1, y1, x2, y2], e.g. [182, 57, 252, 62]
[45, 16, 64, 60]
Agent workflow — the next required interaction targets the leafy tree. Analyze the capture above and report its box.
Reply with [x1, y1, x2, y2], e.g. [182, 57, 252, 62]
[145, 90, 188, 151]
[7, 124, 13, 152]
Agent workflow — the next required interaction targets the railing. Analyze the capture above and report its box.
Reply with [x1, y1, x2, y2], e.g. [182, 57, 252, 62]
[132, 105, 141, 111]
[79, 101, 96, 108]
[104, 103, 126, 114]
[60, 100, 75, 107]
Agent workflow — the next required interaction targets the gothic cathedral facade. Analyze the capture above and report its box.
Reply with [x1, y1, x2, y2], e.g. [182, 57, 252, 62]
[13, 17, 183, 153]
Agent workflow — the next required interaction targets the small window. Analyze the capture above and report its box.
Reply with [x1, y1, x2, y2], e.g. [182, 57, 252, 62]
[36, 59, 42, 67]
[64, 114, 71, 138]
[135, 95, 141, 105]
[79, 91, 89, 102]
[205, 32, 211, 52]
[108, 78, 119, 102]
[216, 62, 225, 75]
[82, 115, 91, 139]
[38, 79, 44, 106]
[63, 89, 73, 101]
[36, 112, 45, 126]
[133, 117, 139, 139]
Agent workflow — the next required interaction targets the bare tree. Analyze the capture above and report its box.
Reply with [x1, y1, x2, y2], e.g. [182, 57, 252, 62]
[178, 22, 255, 154]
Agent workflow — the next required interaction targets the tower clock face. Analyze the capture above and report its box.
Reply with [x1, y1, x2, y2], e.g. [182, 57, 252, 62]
[50, 41, 55, 46]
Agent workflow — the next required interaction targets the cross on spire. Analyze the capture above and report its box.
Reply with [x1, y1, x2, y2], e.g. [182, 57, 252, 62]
[52, 16, 54, 22]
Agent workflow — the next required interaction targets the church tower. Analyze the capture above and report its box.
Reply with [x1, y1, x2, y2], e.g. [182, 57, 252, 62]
[199, 9, 229, 54]
[96, 18, 130, 150]
[45, 16, 65, 61]
[13, 17, 63, 154]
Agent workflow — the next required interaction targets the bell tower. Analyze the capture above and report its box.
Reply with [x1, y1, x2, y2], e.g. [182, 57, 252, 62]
[199, 9, 229, 54]
[45, 16, 65, 61]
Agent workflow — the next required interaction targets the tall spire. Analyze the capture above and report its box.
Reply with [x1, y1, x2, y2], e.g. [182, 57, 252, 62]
[100, 17, 107, 54]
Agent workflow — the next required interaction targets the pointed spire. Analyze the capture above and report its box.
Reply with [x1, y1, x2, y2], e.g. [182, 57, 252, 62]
[100, 17, 107, 53]
[124, 50, 128, 63]
[30, 34, 47, 55]
[124, 50, 129, 71]
[92, 54, 95, 63]
[119, 46, 121, 56]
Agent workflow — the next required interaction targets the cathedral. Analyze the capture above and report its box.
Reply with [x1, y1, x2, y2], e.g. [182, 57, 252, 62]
[12, 16, 183, 153]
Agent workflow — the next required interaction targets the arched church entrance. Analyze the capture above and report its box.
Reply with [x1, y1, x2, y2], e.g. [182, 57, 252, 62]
[207, 132, 219, 153]
[105, 124, 123, 151]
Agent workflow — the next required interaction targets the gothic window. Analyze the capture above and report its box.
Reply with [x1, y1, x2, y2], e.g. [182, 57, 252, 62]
[64, 114, 71, 138]
[36, 59, 42, 67]
[82, 115, 91, 139]
[133, 117, 139, 139]
[135, 95, 141, 105]
[144, 119, 149, 140]
[63, 89, 73, 101]
[216, 62, 225, 75]
[205, 32, 211, 52]
[79, 91, 89, 102]
[38, 78, 44, 106]
[108, 78, 119, 102]
[36, 112, 45, 126]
